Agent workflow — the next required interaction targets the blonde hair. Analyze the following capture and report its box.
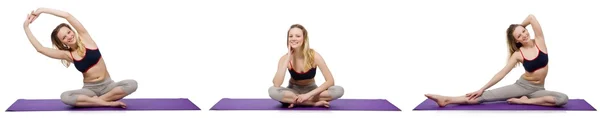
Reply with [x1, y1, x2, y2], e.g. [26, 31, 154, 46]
[506, 24, 522, 67]
[51, 23, 85, 68]
[288, 24, 315, 71]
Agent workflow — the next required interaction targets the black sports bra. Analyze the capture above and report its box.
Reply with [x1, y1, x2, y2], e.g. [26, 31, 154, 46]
[520, 44, 548, 72]
[288, 61, 317, 80]
[71, 47, 102, 73]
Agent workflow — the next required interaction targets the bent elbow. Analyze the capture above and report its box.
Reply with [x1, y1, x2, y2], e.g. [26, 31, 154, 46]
[63, 13, 76, 21]
[326, 80, 335, 86]
[35, 48, 44, 54]
[63, 12, 73, 18]
[272, 78, 282, 87]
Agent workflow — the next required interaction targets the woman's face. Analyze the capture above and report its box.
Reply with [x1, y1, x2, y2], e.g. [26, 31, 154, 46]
[512, 26, 530, 44]
[57, 27, 76, 45]
[288, 27, 304, 49]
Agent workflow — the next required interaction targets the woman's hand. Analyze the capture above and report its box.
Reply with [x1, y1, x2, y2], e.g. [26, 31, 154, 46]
[24, 11, 38, 27]
[466, 89, 484, 100]
[285, 43, 294, 68]
[32, 8, 46, 16]
[295, 94, 313, 103]
[286, 43, 293, 61]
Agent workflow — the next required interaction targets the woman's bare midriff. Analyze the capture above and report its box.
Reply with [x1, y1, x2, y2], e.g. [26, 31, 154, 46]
[289, 79, 315, 86]
[521, 65, 548, 85]
[82, 58, 110, 83]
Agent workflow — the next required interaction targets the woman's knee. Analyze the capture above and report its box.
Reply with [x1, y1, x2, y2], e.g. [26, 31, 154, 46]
[60, 91, 77, 106]
[120, 79, 138, 94]
[268, 86, 284, 101]
[327, 86, 345, 99]
[553, 93, 569, 106]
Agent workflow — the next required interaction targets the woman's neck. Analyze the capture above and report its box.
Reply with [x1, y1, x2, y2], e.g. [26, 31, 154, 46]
[293, 48, 303, 59]
[521, 40, 535, 48]
[69, 44, 79, 50]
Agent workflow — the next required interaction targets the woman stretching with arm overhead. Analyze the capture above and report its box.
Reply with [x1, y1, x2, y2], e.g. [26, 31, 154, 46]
[425, 14, 568, 107]
[23, 8, 138, 108]
[268, 24, 345, 108]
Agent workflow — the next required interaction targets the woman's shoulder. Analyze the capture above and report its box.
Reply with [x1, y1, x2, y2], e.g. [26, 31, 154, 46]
[310, 49, 323, 60]
[308, 48, 316, 52]
[510, 50, 523, 62]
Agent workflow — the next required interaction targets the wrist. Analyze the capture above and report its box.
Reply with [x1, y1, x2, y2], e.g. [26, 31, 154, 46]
[38, 7, 50, 11]
[477, 87, 485, 91]
[35, 8, 46, 14]
[306, 91, 317, 96]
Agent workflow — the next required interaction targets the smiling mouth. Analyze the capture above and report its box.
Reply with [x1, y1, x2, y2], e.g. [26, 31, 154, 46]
[290, 41, 299, 45]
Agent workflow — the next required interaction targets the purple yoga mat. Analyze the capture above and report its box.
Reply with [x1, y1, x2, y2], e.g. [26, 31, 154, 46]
[6, 98, 201, 112]
[413, 99, 596, 111]
[210, 98, 400, 111]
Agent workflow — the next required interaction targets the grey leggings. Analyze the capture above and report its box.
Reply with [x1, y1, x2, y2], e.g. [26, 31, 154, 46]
[477, 77, 569, 106]
[60, 77, 138, 106]
[268, 82, 344, 103]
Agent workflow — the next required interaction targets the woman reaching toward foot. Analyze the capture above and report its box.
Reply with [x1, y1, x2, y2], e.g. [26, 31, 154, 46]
[24, 8, 138, 108]
[268, 24, 345, 108]
[425, 14, 568, 107]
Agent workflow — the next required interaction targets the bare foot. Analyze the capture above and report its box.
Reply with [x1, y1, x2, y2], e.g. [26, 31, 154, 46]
[507, 96, 529, 104]
[314, 101, 330, 108]
[425, 94, 449, 107]
[109, 101, 127, 108]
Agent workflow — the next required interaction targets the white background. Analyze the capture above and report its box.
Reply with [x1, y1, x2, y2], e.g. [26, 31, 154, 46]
[1, 0, 599, 118]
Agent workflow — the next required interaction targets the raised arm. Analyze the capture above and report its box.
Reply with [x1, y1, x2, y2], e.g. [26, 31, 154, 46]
[272, 54, 290, 87]
[521, 14, 546, 49]
[33, 8, 96, 46]
[306, 52, 335, 96]
[23, 14, 71, 61]
[477, 52, 520, 91]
